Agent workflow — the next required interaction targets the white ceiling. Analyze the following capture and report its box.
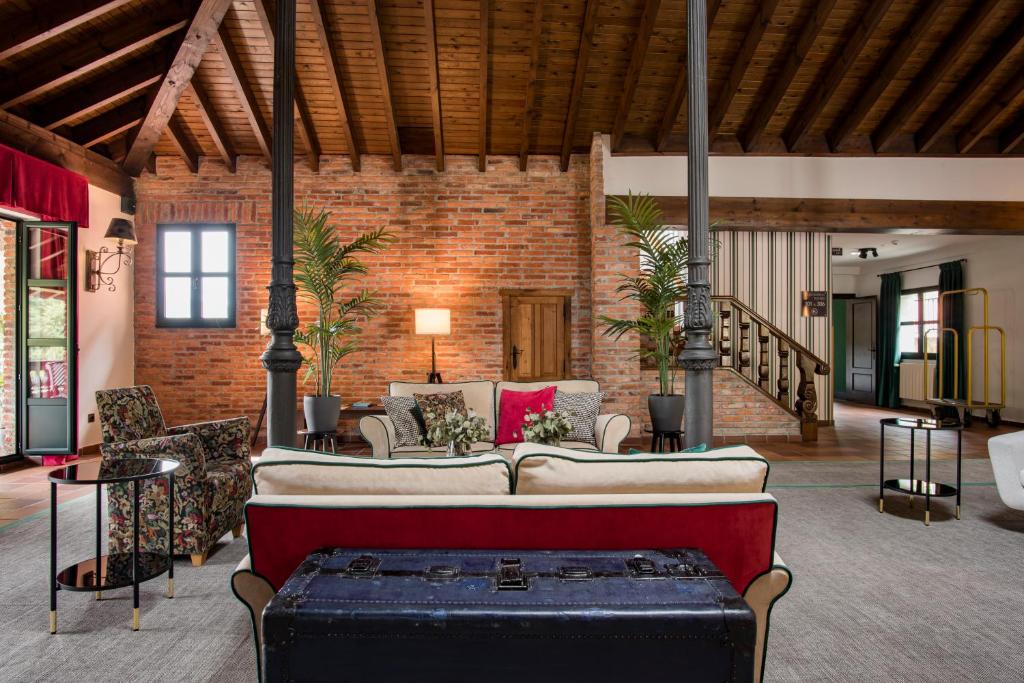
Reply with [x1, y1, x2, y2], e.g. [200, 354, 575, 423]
[828, 234, 1000, 265]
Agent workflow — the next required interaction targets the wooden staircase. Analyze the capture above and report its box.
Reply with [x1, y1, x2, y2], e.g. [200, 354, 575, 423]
[706, 296, 830, 441]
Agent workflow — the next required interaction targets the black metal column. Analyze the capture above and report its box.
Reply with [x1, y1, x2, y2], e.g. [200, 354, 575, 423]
[261, 0, 302, 447]
[680, 0, 717, 448]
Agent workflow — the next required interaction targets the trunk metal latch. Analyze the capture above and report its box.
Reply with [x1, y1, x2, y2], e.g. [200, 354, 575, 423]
[496, 558, 529, 591]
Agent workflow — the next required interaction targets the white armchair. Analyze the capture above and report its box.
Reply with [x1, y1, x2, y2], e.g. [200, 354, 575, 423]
[988, 431, 1024, 511]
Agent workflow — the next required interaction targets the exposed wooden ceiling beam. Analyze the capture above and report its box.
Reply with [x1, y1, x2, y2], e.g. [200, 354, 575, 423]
[827, 1, 943, 152]
[708, 0, 781, 141]
[301, 0, 355, 171]
[166, 113, 199, 174]
[740, 0, 838, 152]
[122, 0, 232, 175]
[560, 0, 600, 170]
[39, 55, 164, 131]
[367, 0, 402, 171]
[519, 0, 545, 172]
[872, 0, 1001, 152]
[958, 69, 1024, 153]
[636, 196, 1024, 234]
[256, 0, 324, 173]
[784, 0, 894, 151]
[0, 0, 135, 63]
[187, 81, 235, 172]
[1, 19, 188, 110]
[916, 10, 1024, 152]
[1000, 112, 1024, 154]
[69, 97, 148, 149]
[0, 108, 132, 195]
[655, 0, 722, 153]
[423, 0, 444, 172]
[478, 0, 489, 172]
[610, 0, 662, 151]
[212, 26, 271, 161]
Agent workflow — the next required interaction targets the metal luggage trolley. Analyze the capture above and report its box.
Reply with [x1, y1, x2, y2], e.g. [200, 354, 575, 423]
[923, 287, 1005, 427]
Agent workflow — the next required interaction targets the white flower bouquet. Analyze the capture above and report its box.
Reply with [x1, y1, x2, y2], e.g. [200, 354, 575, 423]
[421, 409, 488, 456]
[521, 409, 574, 446]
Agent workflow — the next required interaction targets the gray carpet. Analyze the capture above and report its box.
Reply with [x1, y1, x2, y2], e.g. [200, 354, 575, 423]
[0, 495, 256, 682]
[0, 460, 1020, 682]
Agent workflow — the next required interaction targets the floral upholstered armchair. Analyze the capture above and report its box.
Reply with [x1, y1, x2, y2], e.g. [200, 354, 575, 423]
[96, 386, 253, 567]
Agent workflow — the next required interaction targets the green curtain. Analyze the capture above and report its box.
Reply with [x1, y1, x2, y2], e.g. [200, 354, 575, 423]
[877, 272, 902, 407]
[938, 261, 966, 399]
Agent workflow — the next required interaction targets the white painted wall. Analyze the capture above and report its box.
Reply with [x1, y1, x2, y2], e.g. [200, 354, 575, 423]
[833, 266, 860, 295]
[77, 186, 135, 447]
[854, 238, 1024, 423]
[602, 136, 1024, 200]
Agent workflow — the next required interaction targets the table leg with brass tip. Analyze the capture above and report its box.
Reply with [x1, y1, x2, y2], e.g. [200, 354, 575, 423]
[49, 611, 56, 634]
[95, 591, 101, 600]
[166, 578, 174, 599]
[956, 505, 961, 520]
[924, 510, 931, 526]
[878, 498, 884, 513]
[132, 608, 140, 631]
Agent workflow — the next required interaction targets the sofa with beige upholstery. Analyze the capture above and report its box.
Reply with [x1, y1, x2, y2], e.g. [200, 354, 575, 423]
[358, 379, 631, 458]
[232, 444, 791, 682]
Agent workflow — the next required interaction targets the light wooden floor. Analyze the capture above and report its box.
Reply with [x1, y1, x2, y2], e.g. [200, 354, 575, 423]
[1, 401, 1017, 527]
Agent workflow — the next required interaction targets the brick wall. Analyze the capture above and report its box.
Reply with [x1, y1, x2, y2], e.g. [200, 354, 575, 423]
[134, 140, 804, 443]
[134, 154, 593, 428]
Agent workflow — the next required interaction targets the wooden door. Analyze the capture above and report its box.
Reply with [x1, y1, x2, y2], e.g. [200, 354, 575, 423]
[502, 290, 571, 381]
[845, 296, 877, 404]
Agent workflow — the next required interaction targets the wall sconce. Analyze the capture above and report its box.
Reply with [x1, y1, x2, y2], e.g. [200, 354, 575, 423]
[86, 218, 137, 292]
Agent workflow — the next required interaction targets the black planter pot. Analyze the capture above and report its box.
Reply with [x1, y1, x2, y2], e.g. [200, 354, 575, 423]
[304, 395, 342, 433]
[648, 394, 685, 433]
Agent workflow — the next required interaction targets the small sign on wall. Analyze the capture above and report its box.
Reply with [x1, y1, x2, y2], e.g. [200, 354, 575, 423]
[801, 290, 828, 317]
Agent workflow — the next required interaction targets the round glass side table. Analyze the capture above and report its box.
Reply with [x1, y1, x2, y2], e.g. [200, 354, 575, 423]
[47, 457, 179, 633]
[879, 417, 962, 526]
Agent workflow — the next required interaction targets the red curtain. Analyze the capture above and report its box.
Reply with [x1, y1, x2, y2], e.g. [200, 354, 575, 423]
[0, 144, 89, 227]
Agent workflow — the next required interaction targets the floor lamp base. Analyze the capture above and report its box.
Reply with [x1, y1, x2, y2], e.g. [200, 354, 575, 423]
[427, 372, 443, 384]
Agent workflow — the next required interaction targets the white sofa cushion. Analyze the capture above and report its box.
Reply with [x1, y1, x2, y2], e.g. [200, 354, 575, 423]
[511, 443, 769, 494]
[390, 380, 495, 440]
[254, 448, 512, 495]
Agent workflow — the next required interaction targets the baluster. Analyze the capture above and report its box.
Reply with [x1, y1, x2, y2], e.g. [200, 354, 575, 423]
[718, 307, 731, 362]
[757, 324, 770, 391]
[738, 312, 751, 372]
[794, 352, 821, 442]
[777, 341, 790, 405]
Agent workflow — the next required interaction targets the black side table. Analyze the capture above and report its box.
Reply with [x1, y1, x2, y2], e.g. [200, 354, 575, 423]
[644, 427, 685, 453]
[48, 458, 179, 633]
[879, 417, 962, 526]
[298, 429, 338, 453]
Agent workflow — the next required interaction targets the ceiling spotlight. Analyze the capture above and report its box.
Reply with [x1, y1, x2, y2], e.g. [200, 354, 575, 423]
[857, 248, 878, 259]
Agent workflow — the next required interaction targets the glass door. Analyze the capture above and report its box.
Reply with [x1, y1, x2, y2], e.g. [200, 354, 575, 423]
[18, 221, 77, 456]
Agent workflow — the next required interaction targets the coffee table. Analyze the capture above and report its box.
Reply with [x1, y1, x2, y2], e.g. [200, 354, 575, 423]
[48, 458, 179, 633]
[879, 417, 962, 526]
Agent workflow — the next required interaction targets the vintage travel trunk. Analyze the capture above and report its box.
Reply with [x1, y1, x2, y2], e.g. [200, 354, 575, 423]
[262, 548, 756, 683]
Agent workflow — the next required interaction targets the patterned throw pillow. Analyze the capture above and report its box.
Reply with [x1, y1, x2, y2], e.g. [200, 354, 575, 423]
[552, 390, 605, 445]
[414, 391, 468, 444]
[380, 395, 425, 448]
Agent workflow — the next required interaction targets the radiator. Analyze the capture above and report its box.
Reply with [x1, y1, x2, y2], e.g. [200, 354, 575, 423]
[899, 361, 928, 401]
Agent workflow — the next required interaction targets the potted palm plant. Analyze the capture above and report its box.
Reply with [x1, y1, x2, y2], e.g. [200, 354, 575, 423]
[294, 207, 394, 432]
[599, 193, 690, 433]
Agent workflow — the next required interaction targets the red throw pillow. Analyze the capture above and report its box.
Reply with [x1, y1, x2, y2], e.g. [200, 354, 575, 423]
[496, 387, 556, 445]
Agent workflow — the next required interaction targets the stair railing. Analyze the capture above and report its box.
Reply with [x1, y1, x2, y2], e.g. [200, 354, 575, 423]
[683, 295, 830, 441]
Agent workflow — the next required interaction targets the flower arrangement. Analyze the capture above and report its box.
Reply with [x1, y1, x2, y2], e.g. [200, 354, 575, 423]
[421, 410, 489, 456]
[521, 409, 574, 446]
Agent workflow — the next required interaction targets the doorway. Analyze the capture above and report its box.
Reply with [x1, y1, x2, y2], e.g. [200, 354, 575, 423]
[501, 289, 571, 382]
[838, 296, 877, 404]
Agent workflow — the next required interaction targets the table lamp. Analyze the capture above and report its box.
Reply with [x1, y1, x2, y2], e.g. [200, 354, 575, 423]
[415, 308, 450, 384]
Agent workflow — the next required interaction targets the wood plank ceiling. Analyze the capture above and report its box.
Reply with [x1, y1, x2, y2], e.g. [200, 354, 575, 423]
[2, 0, 1024, 184]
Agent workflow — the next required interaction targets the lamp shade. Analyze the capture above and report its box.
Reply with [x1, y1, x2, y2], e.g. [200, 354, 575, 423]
[415, 308, 451, 335]
[104, 218, 137, 245]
